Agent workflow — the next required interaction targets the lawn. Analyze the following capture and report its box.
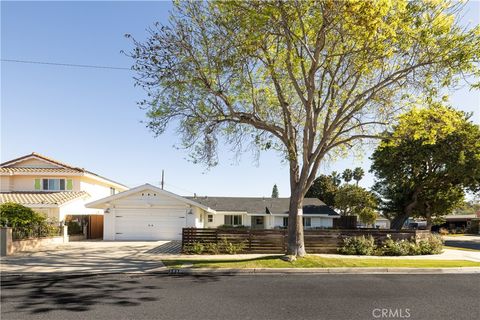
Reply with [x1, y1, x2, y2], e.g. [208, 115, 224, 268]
[162, 255, 480, 269]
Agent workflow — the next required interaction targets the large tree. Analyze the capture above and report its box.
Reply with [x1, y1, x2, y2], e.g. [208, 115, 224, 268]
[128, 0, 480, 256]
[334, 184, 378, 226]
[305, 174, 338, 207]
[371, 104, 480, 230]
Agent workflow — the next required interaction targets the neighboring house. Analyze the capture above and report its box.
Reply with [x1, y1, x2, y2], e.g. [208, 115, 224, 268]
[86, 184, 339, 241]
[0, 153, 128, 225]
[357, 215, 391, 229]
[432, 214, 479, 232]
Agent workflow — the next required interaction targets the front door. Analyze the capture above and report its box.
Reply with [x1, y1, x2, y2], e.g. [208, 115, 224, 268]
[251, 216, 265, 229]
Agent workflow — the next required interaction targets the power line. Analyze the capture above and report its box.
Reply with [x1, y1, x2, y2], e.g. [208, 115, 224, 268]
[1, 59, 131, 71]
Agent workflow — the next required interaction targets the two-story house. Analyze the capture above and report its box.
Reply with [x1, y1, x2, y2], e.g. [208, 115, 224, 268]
[0, 153, 128, 237]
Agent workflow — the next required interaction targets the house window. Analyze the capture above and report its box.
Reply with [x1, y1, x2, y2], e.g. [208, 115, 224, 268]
[283, 217, 288, 227]
[110, 187, 116, 195]
[303, 217, 312, 228]
[207, 215, 213, 223]
[224, 215, 242, 226]
[42, 179, 65, 191]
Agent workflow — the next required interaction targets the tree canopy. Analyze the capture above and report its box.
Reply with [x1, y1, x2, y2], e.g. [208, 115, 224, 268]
[334, 184, 378, 225]
[371, 104, 480, 229]
[305, 174, 338, 207]
[0, 203, 46, 227]
[128, 0, 480, 255]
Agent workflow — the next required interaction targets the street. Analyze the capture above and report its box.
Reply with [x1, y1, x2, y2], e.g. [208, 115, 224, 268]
[1, 274, 479, 320]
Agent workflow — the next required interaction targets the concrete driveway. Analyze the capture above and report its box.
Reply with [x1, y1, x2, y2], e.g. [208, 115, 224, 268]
[0, 241, 181, 275]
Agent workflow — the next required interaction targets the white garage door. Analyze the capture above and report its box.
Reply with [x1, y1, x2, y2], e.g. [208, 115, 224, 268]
[114, 208, 187, 240]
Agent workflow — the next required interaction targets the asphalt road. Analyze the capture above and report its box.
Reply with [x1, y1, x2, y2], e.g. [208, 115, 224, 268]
[445, 240, 480, 250]
[1, 274, 479, 320]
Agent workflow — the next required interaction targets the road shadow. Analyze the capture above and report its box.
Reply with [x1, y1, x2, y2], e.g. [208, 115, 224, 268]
[1, 273, 221, 316]
[145, 241, 182, 254]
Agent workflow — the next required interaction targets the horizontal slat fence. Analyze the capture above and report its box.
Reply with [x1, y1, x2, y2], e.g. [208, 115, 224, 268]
[182, 228, 430, 254]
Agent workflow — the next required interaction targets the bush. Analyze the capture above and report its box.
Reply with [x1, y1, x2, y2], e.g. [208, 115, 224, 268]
[219, 238, 246, 254]
[217, 224, 248, 229]
[67, 221, 83, 235]
[0, 202, 45, 227]
[438, 227, 449, 236]
[337, 235, 376, 255]
[379, 236, 414, 256]
[204, 242, 221, 255]
[338, 234, 444, 256]
[183, 242, 205, 254]
[417, 234, 443, 255]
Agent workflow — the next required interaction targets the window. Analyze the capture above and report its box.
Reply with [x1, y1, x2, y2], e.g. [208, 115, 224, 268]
[303, 217, 312, 228]
[42, 179, 66, 191]
[283, 217, 288, 227]
[207, 215, 213, 223]
[224, 215, 242, 226]
[110, 187, 116, 195]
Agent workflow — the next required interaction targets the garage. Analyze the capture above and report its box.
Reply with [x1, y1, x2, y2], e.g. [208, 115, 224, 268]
[114, 208, 187, 240]
[85, 184, 211, 241]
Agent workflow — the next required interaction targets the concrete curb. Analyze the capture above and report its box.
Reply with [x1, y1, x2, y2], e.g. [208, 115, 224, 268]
[165, 267, 480, 275]
[2, 267, 480, 277]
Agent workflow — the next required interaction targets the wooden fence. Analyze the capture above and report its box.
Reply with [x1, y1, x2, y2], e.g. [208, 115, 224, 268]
[182, 228, 431, 254]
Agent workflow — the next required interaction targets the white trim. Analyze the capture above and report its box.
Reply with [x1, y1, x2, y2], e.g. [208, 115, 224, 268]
[85, 183, 215, 213]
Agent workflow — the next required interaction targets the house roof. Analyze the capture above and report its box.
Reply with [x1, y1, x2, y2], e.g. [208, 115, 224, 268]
[85, 184, 214, 212]
[0, 167, 83, 174]
[0, 191, 89, 206]
[0, 152, 128, 189]
[185, 196, 339, 216]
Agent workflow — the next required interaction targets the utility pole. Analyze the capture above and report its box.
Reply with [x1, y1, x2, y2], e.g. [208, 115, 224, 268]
[161, 170, 164, 190]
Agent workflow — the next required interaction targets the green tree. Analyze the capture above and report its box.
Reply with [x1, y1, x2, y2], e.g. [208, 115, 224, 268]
[305, 174, 338, 207]
[334, 185, 378, 226]
[371, 104, 480, 230]
[271, 184, 279, 198]
[342, 169, 353, 184]
[128, 1, 480, 256]
[353, 167, 365, 185]
[0, 202, 45, 227]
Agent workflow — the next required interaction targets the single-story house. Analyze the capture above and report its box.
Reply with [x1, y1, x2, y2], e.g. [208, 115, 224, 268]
[86, 184, 339, 241]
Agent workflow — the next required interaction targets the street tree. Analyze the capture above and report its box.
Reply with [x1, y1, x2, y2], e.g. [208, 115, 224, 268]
[371, 104, 480, 230]
[128, 1, 480, 256]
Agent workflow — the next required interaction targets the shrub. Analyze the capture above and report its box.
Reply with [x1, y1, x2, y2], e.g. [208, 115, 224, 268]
[337, 235, 376, 255]
[67, 221, 83, 235]
[219, 238, 246, 254]
[217, 224, 248, 229]
[183, 242, 205, 254]
[204, 242, 221, 255]
[0, 202, 45, 227]
[438, 227, 449, 236]
[380, 236, 413, 256]
[417, 234, 443, 255]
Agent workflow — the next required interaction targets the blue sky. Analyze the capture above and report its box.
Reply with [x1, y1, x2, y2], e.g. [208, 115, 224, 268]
[1, 1, 479, 197]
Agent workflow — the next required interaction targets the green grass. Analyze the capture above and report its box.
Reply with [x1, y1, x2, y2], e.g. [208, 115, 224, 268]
[162, 255, 480, 269]
[443, 246, 480, 252]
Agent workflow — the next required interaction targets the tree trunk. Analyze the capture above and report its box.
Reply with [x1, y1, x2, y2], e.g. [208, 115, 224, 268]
[390, 213, 409, 230]
[286, 161, 306, 257]
[391, 190, 420, 230]
[286, 189, 306, 257]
